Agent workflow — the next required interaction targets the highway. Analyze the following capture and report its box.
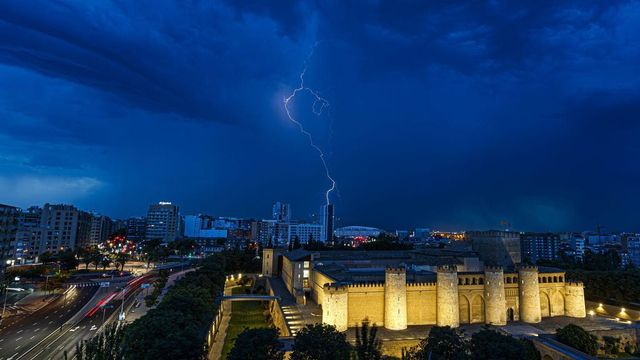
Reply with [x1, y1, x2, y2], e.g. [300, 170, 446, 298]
[28, 287, 142, 360]
[0, 286, 98, 360]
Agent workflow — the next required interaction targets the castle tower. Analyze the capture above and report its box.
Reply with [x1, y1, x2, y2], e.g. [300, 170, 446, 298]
[322, 284, 349, 331]
[436, 265, 460, 327]
[518, 265, 541, 323]
[564, 281, 586, 318]
[483, 266, 507, 325]
[262, 247, 275, 276]
[384, 267, 407, 330]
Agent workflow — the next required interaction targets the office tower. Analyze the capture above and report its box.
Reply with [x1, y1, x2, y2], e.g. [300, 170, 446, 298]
[13, 206, 42, 264]
[288, 223, 322, 244]
[39, 203, 80, 254]
[126, 217, 147, 242]
[520, 232, 560, 263]
[467, 230, 522, 267]
[321, 204, 334, 243]
[76, 211, 93, 248]
[90, 215, 114, 246]
[145, 202, 180, 243]
[272, 202, 291, 222]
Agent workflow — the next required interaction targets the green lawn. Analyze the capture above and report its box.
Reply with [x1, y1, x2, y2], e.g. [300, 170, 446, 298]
[221, 285, 270, 359]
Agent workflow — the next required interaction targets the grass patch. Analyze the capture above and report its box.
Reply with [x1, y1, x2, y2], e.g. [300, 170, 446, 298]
[221, 285, 270, 359]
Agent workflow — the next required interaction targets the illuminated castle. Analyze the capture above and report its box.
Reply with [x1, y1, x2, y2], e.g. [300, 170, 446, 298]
[263, 248, 586, 331]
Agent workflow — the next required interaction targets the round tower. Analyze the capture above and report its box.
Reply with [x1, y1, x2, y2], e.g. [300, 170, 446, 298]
[518, 265, 541, 323]
[384, 267, 407, 330]
[322, 284, 349, 331]
[436, 265, 460, 327]
[564, 281, 586, 318]
[483, 266, 507, 325]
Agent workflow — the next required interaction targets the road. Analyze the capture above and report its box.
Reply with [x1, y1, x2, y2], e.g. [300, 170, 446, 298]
[0, 286, 98, 360]
[27, 287, 142, 360]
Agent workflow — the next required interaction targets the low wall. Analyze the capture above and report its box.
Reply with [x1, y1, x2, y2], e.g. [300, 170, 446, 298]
[586, 300, 640, 321]
[267, 278, 292, 337]
[206, 297, 225, 351]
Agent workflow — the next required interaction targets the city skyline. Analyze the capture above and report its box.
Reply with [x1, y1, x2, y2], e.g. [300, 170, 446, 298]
[1, 2, 640, 232]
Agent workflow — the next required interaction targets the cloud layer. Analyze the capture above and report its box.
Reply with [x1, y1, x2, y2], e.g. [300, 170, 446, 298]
[1, 1, 639, 231]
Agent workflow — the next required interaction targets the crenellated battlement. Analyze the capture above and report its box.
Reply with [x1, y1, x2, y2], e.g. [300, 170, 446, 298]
[347, 282, 384, 289]
[323, 283, 349, 293]
[385, 266, 406, 274]
[407, 281, 436, 287]
[437, 264, 458, 273]
[518, 265, 538, 272]
[484, 265, 504, 273]
[565, 281, 584, 287]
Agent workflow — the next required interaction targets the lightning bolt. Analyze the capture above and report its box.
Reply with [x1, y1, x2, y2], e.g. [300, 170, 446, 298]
[283, 44, 336, 206]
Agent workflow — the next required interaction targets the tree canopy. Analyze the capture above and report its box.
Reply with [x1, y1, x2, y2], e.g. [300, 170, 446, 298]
[555, 324, 598, 356]
[290, 324, 352, 360]
[228, 328, 284, 360]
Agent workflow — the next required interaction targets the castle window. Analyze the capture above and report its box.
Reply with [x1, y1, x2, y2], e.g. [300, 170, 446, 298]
[553, 276, 558, 283]
[465, 278, 469, 285]
[472, 278, 477, 285]
[458, 279, 463, 285]
[479, 278, 484, 285]
[559, 276, 563, 282]
[506, 277, 511, 284]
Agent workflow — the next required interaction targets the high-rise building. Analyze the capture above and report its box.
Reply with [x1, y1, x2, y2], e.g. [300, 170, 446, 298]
[145, 202, 180, 243]
[90, 215, 114, 246]
[321, 204, 334, 242]
[520, 232, 560, 263]
[468, 230, 522, 267]
[76, 211, 93, 248]
[288, 223, 322, 244]
[126, 217, 147, 242]
[39, 203, 80, 254]
[272, 202, 291, 222]
[253, 220, 290, 246]
[183, 214, 227, 239]
[0, 204, 19, 269]
[14, 206, 42, 263]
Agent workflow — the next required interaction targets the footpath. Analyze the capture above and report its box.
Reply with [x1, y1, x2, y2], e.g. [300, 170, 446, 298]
[208, 285, 232, 360]
[3, 290, 61, 322]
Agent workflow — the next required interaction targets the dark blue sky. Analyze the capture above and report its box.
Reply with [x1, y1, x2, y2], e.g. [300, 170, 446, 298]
[1, 1, 639, 232]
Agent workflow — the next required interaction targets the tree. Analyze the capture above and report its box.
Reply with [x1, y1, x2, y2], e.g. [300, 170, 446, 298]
[40, 251, 55, 264]
[228, 328, 284, 360]
[58, 249, 79, 270]
[355, 319, 382, 360]
[112, 253, 129, 271]
[470, 328, 539, 360]
[403, 326, 468, 360]
[169, 239, 197, 258]
[142, 239, 163, 267]
[290, 324, 352, 360]
[101, 257, 112, 271]
[555, 324, 598, 356]
[69, 322, 125, 360]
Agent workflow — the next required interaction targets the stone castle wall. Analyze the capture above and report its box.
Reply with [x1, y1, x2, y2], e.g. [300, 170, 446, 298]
[289, 255, 586, 331]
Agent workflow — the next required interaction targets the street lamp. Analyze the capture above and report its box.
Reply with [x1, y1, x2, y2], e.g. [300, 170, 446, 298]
[1, 259, 13, 326]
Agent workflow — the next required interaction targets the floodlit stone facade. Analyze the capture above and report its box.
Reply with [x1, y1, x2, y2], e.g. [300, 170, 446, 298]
[314, 265, 585, 329]
[264, 249, 587, 330]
